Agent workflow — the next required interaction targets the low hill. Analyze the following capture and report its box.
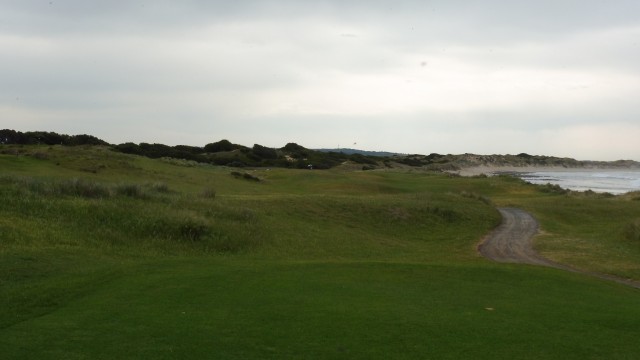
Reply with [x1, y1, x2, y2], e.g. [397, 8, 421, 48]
[389, 153, 640, 172]
[316, 148, 401, 157]
[2, 129, 638, 171]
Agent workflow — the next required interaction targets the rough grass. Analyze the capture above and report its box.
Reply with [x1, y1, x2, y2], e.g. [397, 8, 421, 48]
[503, 195, 640, 279]
[624, 219, 640, 242]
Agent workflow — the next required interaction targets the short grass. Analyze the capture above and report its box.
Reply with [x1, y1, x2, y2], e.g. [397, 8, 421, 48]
[1, 145, 640, 359]
[3, 260, 640, 359]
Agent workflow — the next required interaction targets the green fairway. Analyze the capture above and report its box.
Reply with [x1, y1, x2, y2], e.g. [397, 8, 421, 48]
[3, 259, 640, 359]
[1, 145, 639, 359]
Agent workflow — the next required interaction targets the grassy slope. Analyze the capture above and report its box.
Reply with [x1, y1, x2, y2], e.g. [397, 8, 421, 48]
[1, 145, 640, 359]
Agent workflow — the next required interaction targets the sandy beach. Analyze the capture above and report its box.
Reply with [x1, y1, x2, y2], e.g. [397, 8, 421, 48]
[456, 165, 640, 194]
[456, 165, 585, 177]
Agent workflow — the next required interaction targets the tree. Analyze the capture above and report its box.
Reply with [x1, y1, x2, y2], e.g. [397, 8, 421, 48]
[281, 142, 308, 159]
[252, 144, 278, 159]
[0, 129, 22, 144]
[69, 134, 109, 146]
[204, 139, 236, 153]
[115, 142, 142, 155]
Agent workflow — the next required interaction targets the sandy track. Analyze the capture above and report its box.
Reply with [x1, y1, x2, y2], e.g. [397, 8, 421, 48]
[478, 208, 552, 266]
[479, 208, 640, 289]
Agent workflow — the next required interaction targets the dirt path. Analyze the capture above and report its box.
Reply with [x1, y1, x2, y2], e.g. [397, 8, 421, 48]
[479, 208, 640, 289]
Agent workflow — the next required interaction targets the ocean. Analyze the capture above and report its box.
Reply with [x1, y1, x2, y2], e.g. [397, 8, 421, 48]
[516, 170, 640, 194]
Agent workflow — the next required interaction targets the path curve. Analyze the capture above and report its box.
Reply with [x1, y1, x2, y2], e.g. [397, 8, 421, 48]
[479, 208, 640, 289]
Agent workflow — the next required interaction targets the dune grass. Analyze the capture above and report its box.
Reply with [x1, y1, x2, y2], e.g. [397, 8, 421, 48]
[1, 145, 640, 359]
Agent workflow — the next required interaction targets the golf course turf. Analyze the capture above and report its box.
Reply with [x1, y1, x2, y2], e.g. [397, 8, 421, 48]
[1, 145, 640, 359]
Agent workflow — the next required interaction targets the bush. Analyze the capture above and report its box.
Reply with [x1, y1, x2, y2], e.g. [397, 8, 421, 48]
[252, 144, 278, 159]
[204, 139, 237, 153]
[115, 142, 142, 155]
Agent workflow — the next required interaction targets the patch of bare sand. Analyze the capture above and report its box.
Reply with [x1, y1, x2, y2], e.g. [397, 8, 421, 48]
[457, 166, 584, 177]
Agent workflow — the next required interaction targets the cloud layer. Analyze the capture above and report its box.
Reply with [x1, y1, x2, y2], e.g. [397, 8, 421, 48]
[2, 1, 639, 160]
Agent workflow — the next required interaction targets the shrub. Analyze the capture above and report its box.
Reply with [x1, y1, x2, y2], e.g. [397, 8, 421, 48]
[251, 144, 278, 159]
[281, 143, 308, 159]
[114, 142, 142, 155]
[204, 139, 237, 153]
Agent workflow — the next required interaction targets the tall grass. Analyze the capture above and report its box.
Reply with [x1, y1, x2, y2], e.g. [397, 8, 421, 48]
[624, 219, 640, 242]
[0, 176, 173, 199]
[0, 175, 262, 255]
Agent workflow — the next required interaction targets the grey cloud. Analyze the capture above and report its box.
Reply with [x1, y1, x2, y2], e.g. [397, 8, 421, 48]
[4, 1, 640, 38]
[2, 1, 640, 159]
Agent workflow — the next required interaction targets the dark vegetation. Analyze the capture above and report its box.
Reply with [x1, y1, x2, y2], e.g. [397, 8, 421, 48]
[0, 129, 108, 146]
[230, 171, 261, 182]
[0, 128, 371, 169]
[113, 137, 378, 169]
[3, 129, 639, 173]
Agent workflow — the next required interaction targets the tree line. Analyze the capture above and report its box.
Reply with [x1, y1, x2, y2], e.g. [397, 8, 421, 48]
[0, 129, 109, 146]
[1, 129, 380, 169]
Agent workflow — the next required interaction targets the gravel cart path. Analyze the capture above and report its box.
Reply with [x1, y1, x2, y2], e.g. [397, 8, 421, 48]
[479, 208, 640, 289]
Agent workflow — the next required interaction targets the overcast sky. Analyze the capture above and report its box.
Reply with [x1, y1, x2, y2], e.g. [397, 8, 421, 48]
[2, 1, 639, 160]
